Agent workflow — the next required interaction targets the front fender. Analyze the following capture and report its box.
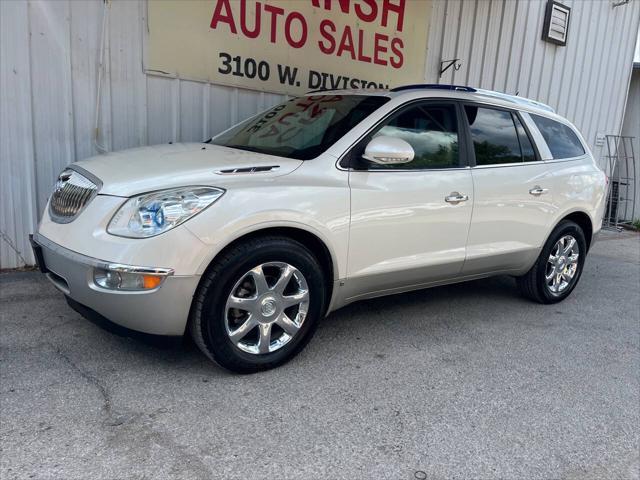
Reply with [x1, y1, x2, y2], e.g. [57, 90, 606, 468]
[183, 186, 350, 279]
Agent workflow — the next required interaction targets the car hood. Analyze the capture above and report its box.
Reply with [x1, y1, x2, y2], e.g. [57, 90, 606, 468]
[74, 143, 303, 197]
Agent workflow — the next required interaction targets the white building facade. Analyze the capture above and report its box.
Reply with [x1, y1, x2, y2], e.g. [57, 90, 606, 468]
[1, 0, 639, 268]
[621, 62, 639, 223]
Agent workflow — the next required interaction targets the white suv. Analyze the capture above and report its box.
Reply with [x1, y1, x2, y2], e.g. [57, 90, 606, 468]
[31, 85, 607, 372]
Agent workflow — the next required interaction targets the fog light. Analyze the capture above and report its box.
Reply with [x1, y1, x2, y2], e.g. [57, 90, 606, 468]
[93, 268, 164, 291]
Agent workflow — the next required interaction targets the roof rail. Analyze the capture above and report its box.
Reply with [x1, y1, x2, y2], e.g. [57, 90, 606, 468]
[390, 84, 555, 113]
[474, 89, 555, 113]
[390, 84, 477, 93]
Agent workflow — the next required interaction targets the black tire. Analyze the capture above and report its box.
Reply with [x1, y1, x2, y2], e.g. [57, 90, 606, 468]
[516, 220, 587, 304]
[189, 236, 326, 373]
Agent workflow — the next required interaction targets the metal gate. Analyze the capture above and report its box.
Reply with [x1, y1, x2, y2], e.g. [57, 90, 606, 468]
[603, 135, 636, 230]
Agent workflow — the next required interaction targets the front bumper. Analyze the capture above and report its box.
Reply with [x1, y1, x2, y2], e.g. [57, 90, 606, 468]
[30, 233, 200, 336]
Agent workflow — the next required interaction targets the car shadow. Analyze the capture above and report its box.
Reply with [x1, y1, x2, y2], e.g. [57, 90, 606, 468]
[34, 273, 528, 378]
[327, 274, 521, 323]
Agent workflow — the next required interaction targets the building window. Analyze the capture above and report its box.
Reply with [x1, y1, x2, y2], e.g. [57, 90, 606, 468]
[542, 1, 571, 46]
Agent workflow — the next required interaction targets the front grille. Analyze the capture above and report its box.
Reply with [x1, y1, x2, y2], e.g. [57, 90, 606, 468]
[49, 168, 99, 223]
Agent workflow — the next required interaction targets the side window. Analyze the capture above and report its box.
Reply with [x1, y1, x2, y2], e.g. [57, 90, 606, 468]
[514, 114, 537, 162]
[530, 114, 585, 159]
[367, 103, 460, 169]
[464, 106, 523, 165]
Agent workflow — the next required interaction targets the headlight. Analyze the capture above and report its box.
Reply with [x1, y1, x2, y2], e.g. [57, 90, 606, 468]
[93, 268, 165, 290]
[107, 186, 225, 238]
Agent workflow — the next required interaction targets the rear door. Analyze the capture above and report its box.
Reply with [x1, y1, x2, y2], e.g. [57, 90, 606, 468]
[461, 104, 556, 275]
[345, 101, 474, 300]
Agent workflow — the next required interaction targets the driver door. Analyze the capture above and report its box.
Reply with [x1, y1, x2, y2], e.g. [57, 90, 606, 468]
[343, 101, 474, 301]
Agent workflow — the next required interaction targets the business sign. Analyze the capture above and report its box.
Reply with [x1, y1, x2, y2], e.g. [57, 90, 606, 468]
[146, 0, 432, 95]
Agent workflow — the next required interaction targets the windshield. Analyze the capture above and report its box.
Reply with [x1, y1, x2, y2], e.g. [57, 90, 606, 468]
[212, 95, 390, 160]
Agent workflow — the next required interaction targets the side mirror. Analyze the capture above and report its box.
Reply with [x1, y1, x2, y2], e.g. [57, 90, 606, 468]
[362, 136, 415, 165]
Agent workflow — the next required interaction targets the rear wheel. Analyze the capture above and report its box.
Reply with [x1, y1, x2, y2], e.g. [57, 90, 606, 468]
[516, 220, 587, 304]
[190, 236, 326, 373]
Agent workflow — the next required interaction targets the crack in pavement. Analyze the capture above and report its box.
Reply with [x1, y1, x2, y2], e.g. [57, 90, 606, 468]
[42, 343, 215, 478]
[47, 342, 112, 415]
[106, 412, 216, 479]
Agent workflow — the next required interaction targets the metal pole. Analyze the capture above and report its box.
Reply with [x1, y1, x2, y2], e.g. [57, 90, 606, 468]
[604, 136, 617, 228]
[629, 136, 636, 224]
[615, 136, 622, 229]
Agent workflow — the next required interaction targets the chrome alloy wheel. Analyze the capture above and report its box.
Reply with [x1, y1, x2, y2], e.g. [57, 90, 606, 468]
[545, 235, 580, 294]
[224, 262, 310, 355]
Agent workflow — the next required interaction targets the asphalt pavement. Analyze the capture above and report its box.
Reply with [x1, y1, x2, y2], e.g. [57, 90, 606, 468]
[1, 231, 639, 480]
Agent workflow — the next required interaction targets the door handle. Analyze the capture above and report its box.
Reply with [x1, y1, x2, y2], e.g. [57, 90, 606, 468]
[445, 192, 469, 204]
[529, 186, 549, 196]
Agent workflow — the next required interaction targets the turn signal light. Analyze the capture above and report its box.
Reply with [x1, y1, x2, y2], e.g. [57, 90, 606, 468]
[142, 275, 163, 290]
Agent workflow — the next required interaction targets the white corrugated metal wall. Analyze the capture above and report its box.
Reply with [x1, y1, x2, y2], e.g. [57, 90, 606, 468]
[621, 67, 639, 221]
[1, 0, 639, 269]
[425, 0, 640, 156]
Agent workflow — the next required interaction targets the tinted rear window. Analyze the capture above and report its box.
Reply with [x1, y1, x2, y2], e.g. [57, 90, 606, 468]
[530, 114, 585, 159]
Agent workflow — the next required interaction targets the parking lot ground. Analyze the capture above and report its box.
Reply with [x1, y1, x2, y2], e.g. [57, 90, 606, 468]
[1, 231, 639, 480]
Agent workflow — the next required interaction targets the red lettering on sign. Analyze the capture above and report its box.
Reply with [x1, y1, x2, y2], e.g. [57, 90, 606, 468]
[318, 19, 336, 54]
[354, 0, 377, 22]
[285, 11, 308, 48]
[381, 0, 405, 31]
[263, 4, 285, 43]
[373, 33, 387, 66]
[311, 0, 406, 30]
[357, 29, 372, 63]
[208, 0, 408, 70]
[240, 0, 260, 38]
[310, 0, 350, 14]
[390, 37, 404, 68]
[336, 26, 356, 60]
[210, 0, 237, 33]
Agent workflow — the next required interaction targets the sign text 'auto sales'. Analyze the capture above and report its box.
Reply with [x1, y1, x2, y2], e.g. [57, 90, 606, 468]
[147, 0, 431, 95]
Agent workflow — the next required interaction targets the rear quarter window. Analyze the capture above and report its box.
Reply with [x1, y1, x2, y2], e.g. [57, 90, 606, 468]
[530, 114, 585, 159]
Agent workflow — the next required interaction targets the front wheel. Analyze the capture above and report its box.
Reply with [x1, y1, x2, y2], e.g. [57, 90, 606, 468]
[189, 236, 326, 373]
[516, 220, 587, 304]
